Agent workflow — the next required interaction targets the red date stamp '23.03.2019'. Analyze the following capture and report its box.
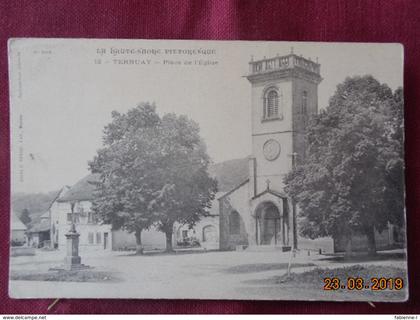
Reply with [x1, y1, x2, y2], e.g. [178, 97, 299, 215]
[323, 277, 404, 291]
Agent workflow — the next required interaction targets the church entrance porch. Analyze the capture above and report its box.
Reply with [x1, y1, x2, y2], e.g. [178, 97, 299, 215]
[254, 200, 290, 250]
[260, 203, 281, 245]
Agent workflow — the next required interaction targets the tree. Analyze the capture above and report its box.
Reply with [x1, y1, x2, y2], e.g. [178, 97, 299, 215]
[284, 76, 404, 256]
[89, 103, 160, 254]
[383, 88, 405, 228]
[20, 208, 31, 226]
[150, 113, 218, 251]
[89, 103, 217, 253]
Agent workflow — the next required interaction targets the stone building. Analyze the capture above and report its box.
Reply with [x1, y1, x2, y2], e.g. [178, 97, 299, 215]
[48, 174, 221, 252]
[174, 192, 223, 251]
[10, 213, 27, 245]
[26, 212, 51, 248]
[49, 179, 113, 252]
[219, 52, 329, 251]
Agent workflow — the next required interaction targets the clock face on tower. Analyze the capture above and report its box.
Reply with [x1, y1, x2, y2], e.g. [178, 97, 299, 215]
[263, 139, 281, 161]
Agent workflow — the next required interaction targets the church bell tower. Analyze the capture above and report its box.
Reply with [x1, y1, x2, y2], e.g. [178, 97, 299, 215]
[219, 50, 323, 250]
[246, 52, 322, 197]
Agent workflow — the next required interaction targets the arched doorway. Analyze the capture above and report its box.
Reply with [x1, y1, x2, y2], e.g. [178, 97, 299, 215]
[202, 224, 219, 250]
[203, 225, 217, 242]
[202, 225, 217, 242]
[255, 202, 283, 245]
[229, 211, 241, 235]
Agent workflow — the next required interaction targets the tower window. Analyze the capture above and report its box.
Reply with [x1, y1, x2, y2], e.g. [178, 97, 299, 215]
[264, 89, 279, 119]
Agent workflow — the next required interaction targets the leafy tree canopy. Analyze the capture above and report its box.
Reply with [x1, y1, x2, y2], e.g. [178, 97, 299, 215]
[284, 76, 404, 254]
[89, 103, 217, 252]
[20, 208, 32, 226]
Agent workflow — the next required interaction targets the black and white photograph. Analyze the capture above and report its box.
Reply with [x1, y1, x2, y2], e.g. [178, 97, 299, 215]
[8, 39, 407, 301]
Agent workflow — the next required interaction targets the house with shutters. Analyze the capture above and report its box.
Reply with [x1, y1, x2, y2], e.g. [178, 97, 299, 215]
[47, 171, 232, 252]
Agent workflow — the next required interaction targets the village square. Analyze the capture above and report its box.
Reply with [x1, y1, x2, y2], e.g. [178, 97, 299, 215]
[9, 42, 407, 301]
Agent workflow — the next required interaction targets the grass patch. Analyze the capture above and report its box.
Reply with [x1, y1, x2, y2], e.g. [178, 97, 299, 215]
[225, 262, 315, 274]
[277, 264, 407, 285]
[10, 270, 120, 282]
[319, 252, 406, 263]
[243, 264, 408, 301]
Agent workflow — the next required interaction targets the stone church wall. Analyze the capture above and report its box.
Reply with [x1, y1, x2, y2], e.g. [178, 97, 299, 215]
[250, 80, 294, 194]
[219, 181, 252, 250]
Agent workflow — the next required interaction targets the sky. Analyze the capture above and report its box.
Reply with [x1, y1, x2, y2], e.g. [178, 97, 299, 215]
[9, 39, 403, 193]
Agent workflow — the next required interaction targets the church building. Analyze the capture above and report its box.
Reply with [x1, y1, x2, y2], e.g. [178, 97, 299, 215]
[219, 52, 323, 251]
[26, 52, 401, 255]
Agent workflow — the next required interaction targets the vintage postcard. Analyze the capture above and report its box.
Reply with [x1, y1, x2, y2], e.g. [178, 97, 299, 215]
[8, 38, 407, 301]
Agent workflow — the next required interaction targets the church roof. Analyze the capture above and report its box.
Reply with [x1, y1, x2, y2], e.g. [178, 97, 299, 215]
[251, 188, 287, 200]
[217, 179, 250, 200]
[208, 157, 249, 192]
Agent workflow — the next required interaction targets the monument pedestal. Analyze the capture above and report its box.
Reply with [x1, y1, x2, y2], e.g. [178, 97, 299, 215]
[65, 255, 81, 265]
[65, 230, 81, 267]
[50, 227, 91, 271]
